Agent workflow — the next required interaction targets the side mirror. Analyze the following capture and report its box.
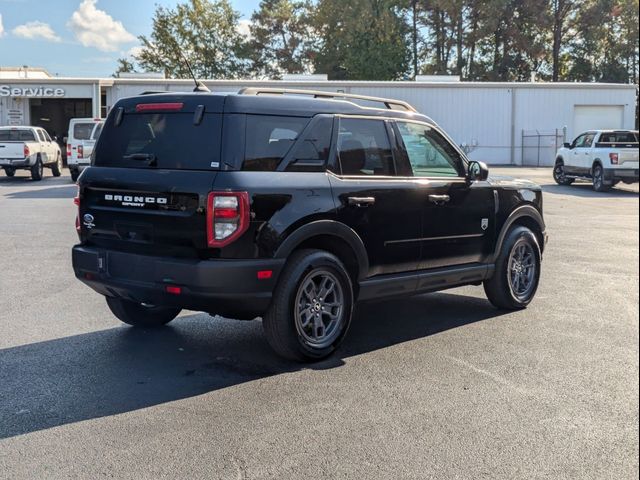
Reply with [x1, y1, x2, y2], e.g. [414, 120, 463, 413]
[467, 160, 489, 182]
[563, 142, 571, 148]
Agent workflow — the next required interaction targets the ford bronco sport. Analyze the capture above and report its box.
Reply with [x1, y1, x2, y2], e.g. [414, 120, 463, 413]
[72, 88, 547, 361]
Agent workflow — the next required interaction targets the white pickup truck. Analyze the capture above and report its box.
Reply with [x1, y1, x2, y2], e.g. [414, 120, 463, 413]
[553, 130, 639, 192]
[0, 126, 63, 181]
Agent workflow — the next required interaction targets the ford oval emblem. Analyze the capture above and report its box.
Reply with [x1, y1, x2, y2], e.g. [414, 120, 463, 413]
[83, 214, 94, 223]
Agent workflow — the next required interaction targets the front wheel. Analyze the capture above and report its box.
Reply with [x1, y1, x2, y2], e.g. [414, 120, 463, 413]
[106, 297, 181, 327]
[484, 226, 541, 310]
[263, 249, 354, 362]
[553, 162, 574, 185]
[51, 153, 62, 177]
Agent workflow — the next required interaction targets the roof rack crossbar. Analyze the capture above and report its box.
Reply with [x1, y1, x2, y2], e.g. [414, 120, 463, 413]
[237, 87, 417, 112]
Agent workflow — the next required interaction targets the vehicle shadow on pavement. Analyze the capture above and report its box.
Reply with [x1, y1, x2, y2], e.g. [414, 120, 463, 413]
[542, 183, 639, 198]
[0, 292, 504, 439]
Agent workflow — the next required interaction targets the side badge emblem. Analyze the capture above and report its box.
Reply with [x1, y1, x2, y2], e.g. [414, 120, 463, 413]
[481, 218, 489, 231]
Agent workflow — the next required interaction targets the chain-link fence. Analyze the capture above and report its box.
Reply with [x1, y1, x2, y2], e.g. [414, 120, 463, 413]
[521, 128, 566, 167]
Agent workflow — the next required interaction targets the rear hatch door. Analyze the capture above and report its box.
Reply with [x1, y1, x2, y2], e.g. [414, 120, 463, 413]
[79, 94, 225, 258]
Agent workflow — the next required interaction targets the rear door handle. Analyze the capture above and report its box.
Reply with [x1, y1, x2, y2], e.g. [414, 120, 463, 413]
[348, 196, 375, 207]
[428, 194, 450, 205]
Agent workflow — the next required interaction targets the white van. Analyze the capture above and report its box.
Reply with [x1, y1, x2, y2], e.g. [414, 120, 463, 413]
[67, 118, 103, 181]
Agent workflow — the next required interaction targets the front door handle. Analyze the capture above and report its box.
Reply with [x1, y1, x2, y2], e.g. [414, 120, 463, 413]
[348, 196, 375, 207]
[428, 194, 450, 205]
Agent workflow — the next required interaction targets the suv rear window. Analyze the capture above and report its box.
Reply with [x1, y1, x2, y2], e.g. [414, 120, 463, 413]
[0, 129, 36, 141]
[73, 123, 96, 140]
[242, 115, 309, 171]
[93, 112, 222, 170]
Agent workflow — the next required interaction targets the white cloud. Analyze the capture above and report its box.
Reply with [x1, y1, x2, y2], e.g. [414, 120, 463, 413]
[0, 14, 5, 37]
[126, 45, 143, 58]
[12, 21, 62, 42]
[68, 0, 135, 52]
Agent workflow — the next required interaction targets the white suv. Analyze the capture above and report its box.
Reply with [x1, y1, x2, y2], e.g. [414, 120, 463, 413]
[67, 118, 103, 182]
[554, 130, 639, 192]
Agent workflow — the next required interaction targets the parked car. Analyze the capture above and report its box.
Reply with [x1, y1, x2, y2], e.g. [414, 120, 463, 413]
[72, 89, 547, 361]
[67, 118, 103, 182]
[553, 130, 639, 192]
[0, 126, 63, 180]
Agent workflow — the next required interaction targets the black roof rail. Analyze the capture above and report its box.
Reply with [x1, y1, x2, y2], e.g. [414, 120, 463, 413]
[237, 87, 417, 112]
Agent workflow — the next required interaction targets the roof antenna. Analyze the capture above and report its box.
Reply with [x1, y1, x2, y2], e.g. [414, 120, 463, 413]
[177, 49, 210, 93]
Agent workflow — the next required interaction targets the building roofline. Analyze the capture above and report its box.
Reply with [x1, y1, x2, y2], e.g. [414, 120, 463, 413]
[0, 76, 636, 90]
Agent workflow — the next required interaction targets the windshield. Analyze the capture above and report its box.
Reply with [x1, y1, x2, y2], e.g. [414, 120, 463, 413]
[93, 112, 222, 170]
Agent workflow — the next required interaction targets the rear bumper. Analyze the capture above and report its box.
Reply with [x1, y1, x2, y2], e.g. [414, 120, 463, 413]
[72, 245, 285, 319]
[604, 168, 639, 184]
[0, 158, 34, 168]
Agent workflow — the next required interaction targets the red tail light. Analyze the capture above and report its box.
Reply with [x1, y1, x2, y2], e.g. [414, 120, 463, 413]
[67, 143, 71, 157]
[206, 192, 250, 248]
[609, 153, 619, 164]
[77, 145, 84, 159]
[24, 144, 30, 157]
[74, 189, 81, 234]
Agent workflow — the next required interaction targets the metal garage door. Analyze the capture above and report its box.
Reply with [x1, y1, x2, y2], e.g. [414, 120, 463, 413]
[573, 105, 624, 137]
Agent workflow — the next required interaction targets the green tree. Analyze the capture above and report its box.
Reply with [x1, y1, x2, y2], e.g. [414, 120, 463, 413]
[112, 58, 136, 77]
[136, 0, 248, 79]
[312, 0, 411, 80]
[245, 0, 314, 79]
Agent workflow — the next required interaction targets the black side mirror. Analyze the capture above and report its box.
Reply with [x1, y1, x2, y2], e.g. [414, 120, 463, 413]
[467, 160, 489, 182]
[563, 142, 571, 148]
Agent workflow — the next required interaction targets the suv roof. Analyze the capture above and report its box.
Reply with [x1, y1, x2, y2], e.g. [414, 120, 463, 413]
[116, 91, 436, 124]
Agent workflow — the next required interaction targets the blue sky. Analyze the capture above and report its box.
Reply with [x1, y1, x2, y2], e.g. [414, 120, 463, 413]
[0, 0, 260, 77]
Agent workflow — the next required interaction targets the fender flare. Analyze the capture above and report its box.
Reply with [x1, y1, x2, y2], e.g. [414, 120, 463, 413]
[493, 205, 546, 260]
[274, 220, 369, 281]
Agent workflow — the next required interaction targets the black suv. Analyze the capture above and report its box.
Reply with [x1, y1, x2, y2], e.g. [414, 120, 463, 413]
[72, 88, 547, 361]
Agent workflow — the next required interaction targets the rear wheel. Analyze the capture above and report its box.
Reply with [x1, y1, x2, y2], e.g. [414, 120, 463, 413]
[263, 249, 353, 362]
[484, 226, 541, 310]
[553, 161, 574, 185]
[31, 157, 43, 181]
[51, 153, 62, 177]
[592, 164, 610, 192]
[3, 167, 15, 177]
[106, 297, 181, 327]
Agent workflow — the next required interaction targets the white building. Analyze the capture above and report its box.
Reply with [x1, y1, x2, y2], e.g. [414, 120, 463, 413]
[0, 67, 636, 166]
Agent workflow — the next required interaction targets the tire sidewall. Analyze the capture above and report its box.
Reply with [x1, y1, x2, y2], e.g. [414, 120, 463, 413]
[501, 227, 541, 308]
[280, 251, 353, 360]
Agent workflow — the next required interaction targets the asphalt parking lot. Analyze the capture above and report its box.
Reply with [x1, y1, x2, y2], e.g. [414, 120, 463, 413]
[0, 167, 638, 479]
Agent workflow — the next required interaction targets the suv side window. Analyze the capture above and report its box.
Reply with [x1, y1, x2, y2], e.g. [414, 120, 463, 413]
[243, 115, 309, 171]
[394, 121, 463, 177]
[285, 116, 333, 172]
[337, 118, 394, 176]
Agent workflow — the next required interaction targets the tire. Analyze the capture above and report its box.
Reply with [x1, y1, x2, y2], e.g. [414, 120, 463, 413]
[106, 297, 181, 327]
[3, 167, 15, 177]
[484, 226, 541, 310]
[553, 161, 574, 185]
[31, 156, 43, 181]
[263, 249, 354, 362]
[70, 169, 80, 182]
[592, 164, 610, 192]
[51, 153, 62, 177]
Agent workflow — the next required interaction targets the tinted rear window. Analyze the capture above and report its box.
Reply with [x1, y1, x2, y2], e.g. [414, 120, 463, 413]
[242, 115, 309, 171]
[598, 132, 638, 143]
[0, 129, 36, 141]
[93, 113, 221, 170]
[73, 123, 96, 140]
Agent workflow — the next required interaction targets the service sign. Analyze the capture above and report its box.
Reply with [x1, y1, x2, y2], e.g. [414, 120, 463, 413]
[0, 85, 66, 98]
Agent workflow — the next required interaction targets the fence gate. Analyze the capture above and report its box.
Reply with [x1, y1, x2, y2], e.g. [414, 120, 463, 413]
[521, 129, 566, 167]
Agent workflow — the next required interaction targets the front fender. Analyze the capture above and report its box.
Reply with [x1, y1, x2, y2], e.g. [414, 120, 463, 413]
[493, 205, 546, 261]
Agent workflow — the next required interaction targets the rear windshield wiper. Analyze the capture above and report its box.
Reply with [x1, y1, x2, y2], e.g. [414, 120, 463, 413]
[123, 153, 157, 166]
